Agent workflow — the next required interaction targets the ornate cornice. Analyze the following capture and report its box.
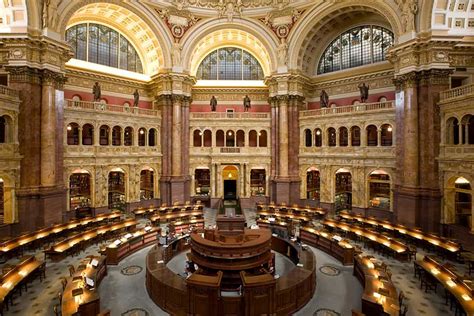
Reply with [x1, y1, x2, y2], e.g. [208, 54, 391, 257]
[393, 68, 452, 90]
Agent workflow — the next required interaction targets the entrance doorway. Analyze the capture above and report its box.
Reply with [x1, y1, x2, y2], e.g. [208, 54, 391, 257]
[222, 166, 239, 200]
[224, 180, 237, 200]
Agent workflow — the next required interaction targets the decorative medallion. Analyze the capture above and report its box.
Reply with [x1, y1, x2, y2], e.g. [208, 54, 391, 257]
[319, 265, 341, 276]
[156, 8, 200, 41]
[121, 308, 149, 316]
[120, 265, 143, 276]
[314, 309, 341, 316]
[260, 8, 304, 40]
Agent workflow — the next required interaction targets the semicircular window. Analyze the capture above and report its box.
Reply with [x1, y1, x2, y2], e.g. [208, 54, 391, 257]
[318, 25, 394, 75]
[66, 23, 143, 74]
[197, 47, 264, 80]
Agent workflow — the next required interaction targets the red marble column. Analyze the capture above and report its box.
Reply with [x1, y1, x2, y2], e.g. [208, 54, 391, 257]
[7, 67, 67, 232]
[393, 69, 451, 232]
[157, 94, 191, 205]
[269, 95, 303, 204]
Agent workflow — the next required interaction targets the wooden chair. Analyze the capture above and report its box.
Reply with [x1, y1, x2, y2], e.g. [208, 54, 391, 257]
[413, 262, 422, 280]
[67, 265, 75, 277]
[60, 277, 68, 291]
[398, 290, 405, 306]
[420, 270, 437, 293]
[408, 245, 417, 261]
[53, 303, 61, 316]
[399, 304, 408, 316]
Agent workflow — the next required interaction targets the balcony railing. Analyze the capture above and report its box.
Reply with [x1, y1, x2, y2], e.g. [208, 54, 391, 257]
[190, 112, 270, 119]
[65, 100, 158, 116]
[300, 101, 394, 118]
[0, 85, 19, 98]
[440, 84, 474, 102]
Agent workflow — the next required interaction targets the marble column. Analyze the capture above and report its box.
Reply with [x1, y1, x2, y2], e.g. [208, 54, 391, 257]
[393, 69, 451, 232]
[7, 67, 67, 231]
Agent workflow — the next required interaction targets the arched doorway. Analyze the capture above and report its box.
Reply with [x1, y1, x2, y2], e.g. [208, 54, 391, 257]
[222, 166, 238, 200]
[69, 170, 92, 212]
[108, 169, 126, 210]
[335, 168, 352, 212]
[368, 170, 391, 211]
[306, 167, 320, 201]
[140, 168, 154, 200]
[453, 177, 472, 229]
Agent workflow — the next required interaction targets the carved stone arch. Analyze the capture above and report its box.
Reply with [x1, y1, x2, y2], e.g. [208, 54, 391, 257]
[181, 17, 279, 76]
[287, 1, 402, 74]
[57, 0, 172, 72]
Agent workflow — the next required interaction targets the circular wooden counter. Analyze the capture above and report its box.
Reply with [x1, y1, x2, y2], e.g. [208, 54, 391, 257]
[189, 229, 272, 270]
[146, 233, 316, 315]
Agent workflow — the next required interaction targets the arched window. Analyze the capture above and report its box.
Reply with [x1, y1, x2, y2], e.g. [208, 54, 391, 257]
[381, 124, 393, 146]
[67, 123, 80, 145]
[351, 126, 361, 146]
[193, 130, 202, 147]
[259, 130, 267, 147]
[226, 130, 235, 147]
[305, 129, 312, 147]
[366, 125, 378, 146]
[249, 130, 257, 147]
[339, 127, 348, 147]
[138, 128, 146, 146]
[216, 130, 224, 147]
[99, 125, 110, 146]
[112, 126, 122, 146]
[318, 25, 394, 74]
[82, 124, 94, 146]
[196, 48, 264, 80]
[314, 128, 322, 147]
[447, 117, 459, 145]
[0, 116, 5, 143]
[203, 130, 212, 147]
[149, 129, 157, 146]
[327, 127, 336, 147]
[236, 130, 245, 147]
[66, 23, 143, 73]
[124, 127, 133, 146]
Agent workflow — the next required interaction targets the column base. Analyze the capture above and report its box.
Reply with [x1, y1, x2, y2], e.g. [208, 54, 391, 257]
[160, 176, 191, 205]
[16, 186, 67, 233]
[270, 178, 301, 204]
[393, 186, 441, 233]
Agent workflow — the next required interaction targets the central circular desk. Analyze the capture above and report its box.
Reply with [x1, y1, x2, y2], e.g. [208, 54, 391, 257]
[146, 229, 316, 315]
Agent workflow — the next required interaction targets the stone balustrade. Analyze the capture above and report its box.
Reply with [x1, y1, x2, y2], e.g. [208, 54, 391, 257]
[0, 85, 19, 98]
[300, 101, 394, 118]
[190, 112, 270, 119]
[440, 84, 474, 102]
[65, 99, 158, 117]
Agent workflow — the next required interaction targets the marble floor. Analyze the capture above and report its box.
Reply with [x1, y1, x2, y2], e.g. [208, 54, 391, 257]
[1, 209, 467, 316]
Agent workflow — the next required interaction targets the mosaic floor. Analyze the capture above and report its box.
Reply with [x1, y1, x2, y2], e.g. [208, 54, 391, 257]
[1, 209, 468, 316]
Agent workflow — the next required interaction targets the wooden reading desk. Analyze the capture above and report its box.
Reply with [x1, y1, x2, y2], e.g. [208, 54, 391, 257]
[0, 255, 44, 313]
[61, 255, 107, 316]
[354, 254, 400, 316]
[416, 255, 474, 315]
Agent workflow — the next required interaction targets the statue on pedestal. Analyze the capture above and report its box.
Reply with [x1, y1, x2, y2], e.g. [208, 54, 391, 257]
[320, 89, 329, 108]
[92, 82, 101, 102]
[243, 95, 251, 112]
[358, 83, 369, 103]
[210, 96, 217, 112]
[133, 89, 140, 107]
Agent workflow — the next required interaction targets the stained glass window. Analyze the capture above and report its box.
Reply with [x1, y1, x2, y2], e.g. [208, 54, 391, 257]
[318, 26, 394, 74]
[66, 23, 143, 74]
[197, 47, 264, 80]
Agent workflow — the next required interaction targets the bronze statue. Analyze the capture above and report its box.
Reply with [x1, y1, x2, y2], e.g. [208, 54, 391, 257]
[133, 89, 139, 107]
[243, 95, 251, 112]
[92, 82, 101, 102]
[320, 89, 329, 108]
[210, 95, 217, 112]
[358, 83, 369, 103]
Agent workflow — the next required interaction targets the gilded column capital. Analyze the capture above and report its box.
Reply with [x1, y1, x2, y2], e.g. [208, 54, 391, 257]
[42, 69, 68, 89]
[418, 69, 453, 86]
[393, 71, 419, 90]
[5, 66, 42, 85]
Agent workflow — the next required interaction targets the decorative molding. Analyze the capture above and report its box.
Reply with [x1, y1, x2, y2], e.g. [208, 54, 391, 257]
[259, 7, 304, 40]
[156, 7, 200, 41]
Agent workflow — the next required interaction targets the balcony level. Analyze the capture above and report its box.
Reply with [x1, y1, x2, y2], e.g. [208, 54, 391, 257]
[439, 83, 474, 104]
[300, 101, 394, 119]
[65, 99, 159, 117]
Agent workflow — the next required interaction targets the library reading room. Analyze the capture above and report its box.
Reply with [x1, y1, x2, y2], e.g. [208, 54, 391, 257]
[0, 0, 474, 315]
